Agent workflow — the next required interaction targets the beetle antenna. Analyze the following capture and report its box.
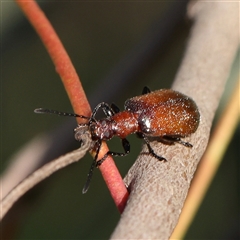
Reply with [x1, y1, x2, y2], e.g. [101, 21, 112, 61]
[34, 108, 89, 119]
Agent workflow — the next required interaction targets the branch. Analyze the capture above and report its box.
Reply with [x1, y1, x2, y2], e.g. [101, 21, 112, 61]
[171, 80, 240, 238]
[0, 128, 92, 220]
[111, 2, 239, 239]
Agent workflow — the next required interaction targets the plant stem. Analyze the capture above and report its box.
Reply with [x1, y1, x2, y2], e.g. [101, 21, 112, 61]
[15, 0, 128, 212]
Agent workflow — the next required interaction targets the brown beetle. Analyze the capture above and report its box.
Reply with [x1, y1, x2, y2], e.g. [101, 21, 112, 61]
[35, 87, 200, 192]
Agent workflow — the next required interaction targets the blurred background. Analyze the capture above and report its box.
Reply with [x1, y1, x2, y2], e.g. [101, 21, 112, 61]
[2, 1, 239, 239]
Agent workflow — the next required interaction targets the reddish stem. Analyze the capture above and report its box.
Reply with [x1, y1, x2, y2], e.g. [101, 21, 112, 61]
[16, 0, 128, 212]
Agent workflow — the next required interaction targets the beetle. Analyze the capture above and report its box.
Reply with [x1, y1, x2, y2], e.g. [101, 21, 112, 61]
[35, 87, 200, 192]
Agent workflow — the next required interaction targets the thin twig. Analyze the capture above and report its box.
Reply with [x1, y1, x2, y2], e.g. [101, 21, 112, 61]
[15, 0, 128, 211]
[0, 130, 92, 220]
[16, 0, 90, 117]
[0, 134, 53, 200]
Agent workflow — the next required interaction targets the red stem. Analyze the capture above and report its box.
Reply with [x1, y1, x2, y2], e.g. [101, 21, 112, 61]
[16, 0, 128, 212]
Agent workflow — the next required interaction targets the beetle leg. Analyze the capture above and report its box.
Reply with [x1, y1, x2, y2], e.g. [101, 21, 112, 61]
[136, 132, 144, 138]
[82, 139, 102, 193]
[142, 134, 166, 161]
[162, 136, 193, 148]
[111, 103, 120, 113]
[82, 158, 97, 194]
[142, 86, 151, 95]
[96, 138, 130, 167]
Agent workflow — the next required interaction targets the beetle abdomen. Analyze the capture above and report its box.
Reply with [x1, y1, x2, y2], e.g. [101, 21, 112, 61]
[125, 89, 200, 137]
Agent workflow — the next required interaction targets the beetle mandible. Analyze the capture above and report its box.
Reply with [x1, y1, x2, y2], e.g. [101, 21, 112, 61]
[35, 87, 200, 193]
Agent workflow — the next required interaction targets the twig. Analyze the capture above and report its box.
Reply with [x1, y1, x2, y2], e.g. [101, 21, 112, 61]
[15, 0, 128, 211]
[111, 2, 239, 239]
[0, 129, 92, 220]
[0, 134, 53, 201]
[16, 0, 90, 117]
